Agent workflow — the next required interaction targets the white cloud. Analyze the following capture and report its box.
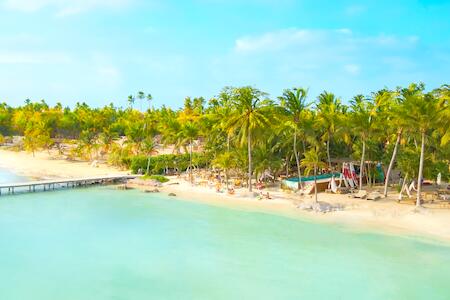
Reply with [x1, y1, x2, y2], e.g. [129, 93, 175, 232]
[1, 0, 133, 15]
[235, 29, 352, 53]
[233, 28, 418, 54]
[204, 28, 425, 98]
[235, 28, 354, 54]
[344, 64, 361, 75]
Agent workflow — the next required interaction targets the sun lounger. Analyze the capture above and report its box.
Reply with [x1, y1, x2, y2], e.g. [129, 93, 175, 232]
[367, 191, 381, 200]
[349, 190, 367, 199]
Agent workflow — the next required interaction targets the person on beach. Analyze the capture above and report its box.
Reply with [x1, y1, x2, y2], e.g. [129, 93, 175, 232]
[216, 182, 222, 193]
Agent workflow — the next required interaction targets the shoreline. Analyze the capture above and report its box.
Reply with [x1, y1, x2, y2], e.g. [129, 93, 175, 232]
[1, 148, 450, 245]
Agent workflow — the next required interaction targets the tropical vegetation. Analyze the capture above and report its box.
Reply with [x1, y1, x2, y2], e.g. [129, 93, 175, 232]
[0, 84, 448, 205]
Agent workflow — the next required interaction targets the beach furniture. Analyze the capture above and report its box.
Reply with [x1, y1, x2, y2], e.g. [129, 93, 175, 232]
[350, 190, 367, 199]
[366, 191, 382, 200]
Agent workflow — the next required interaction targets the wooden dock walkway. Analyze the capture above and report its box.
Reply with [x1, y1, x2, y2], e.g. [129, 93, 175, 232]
[0, 174, 139, 196]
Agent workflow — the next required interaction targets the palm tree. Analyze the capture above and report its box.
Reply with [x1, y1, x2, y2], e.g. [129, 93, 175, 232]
[142, 137, 157, 175]
[383, 88, 410, 197]
[301, 148, 326, 203]
[98, 127, 118, 158]
[127, 95, 135, 109]
[226, 86, 272, 192]
[180, 122, 199, 184]
[401, 85, 445, 206]
[213, 151, 236, 190]
[146, 94, 153, 110]
[350, 95, 373, 191]
[137, 91, 145, 111]
[279, 87, 310, 189]
[316, 91, 342, 169]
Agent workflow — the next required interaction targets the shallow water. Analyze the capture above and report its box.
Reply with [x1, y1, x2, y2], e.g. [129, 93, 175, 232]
[0, 185, 450, 300]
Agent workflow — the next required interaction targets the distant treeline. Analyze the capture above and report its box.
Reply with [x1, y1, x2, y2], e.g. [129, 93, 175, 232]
[0, 84, 449, 196]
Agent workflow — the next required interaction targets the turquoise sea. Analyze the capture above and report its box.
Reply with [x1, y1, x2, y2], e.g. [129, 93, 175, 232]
[1, 169, 450, 299]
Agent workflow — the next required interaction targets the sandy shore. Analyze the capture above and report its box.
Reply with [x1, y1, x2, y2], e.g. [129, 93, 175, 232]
[0, 149, 126, 179]
[1, 149, 450, 244]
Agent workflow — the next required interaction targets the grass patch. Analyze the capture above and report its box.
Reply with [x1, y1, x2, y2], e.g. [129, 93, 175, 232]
[142, 175, 170, 183]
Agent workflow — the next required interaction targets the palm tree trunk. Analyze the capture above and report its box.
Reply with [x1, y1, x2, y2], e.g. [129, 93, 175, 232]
[225, 169, 229, 190]
[293, 127, 302, 189]
[189, 139, 193, 185]
[384, 129, 402, 197]
[359, 139, 366, 191]
[416, 131, 425, 206]
[285, 154, 289, 177]
[326, 135, 331, 169]
[146, 155, 151, 175]
[399, 173, 408, 199]
[314, 165, 318, 203]
[248, 131, 252, 192]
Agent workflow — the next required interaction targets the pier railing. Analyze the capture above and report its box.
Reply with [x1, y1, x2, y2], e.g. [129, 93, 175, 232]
[0, 174, 138, 196]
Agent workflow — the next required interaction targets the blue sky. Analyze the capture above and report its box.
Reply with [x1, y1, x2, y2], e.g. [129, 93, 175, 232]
[0, 0, 449, 108]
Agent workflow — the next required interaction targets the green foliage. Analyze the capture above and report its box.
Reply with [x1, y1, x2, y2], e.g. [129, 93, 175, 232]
[130, 153, 208, 174]
[142, 175, 169, 183]
[0, 84, 448, 190]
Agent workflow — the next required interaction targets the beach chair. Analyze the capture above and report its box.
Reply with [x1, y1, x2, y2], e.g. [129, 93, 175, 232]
[349, 190, 367, 199]
[367, 191, 381, 200]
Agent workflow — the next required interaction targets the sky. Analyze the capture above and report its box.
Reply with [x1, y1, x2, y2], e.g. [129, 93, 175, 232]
[0, 0, 449, 108]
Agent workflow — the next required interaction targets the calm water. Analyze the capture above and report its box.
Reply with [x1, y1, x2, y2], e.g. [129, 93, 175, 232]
[0, 185, 450, 299]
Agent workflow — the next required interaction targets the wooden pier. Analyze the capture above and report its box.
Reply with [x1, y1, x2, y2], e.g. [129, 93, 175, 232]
[0, 174, 139, 196]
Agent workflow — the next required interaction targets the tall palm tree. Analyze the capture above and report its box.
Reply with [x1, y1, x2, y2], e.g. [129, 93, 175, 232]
[279, 87, 310, 189]
[127, 95, 135, 109]
[142, 137, 157, 175]
[383, 88, 411, 197]
[146, 94, 153, 110]
[213, 151, 236, 190]
[316, 91, 342, 169]
[137, 91, 145, 111]
[301, 147, 326, 203]
[180, 122, 199, 184]
[206, 88, 234, 153]
[350, 95, 373, 191]
[226, 86, 272, 192]
[401, 86, 445, 206]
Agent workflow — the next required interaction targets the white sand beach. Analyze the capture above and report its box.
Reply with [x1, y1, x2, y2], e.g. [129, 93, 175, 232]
[0, 149, 127, 179]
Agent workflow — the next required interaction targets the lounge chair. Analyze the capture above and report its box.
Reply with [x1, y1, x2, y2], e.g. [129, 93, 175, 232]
[349, 190, 367, 199]
[367, 191, 381, 200]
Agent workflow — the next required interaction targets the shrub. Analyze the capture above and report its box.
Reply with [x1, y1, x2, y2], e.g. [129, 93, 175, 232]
[143, 175, 169, 183]
[129, 153, 209, 175]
